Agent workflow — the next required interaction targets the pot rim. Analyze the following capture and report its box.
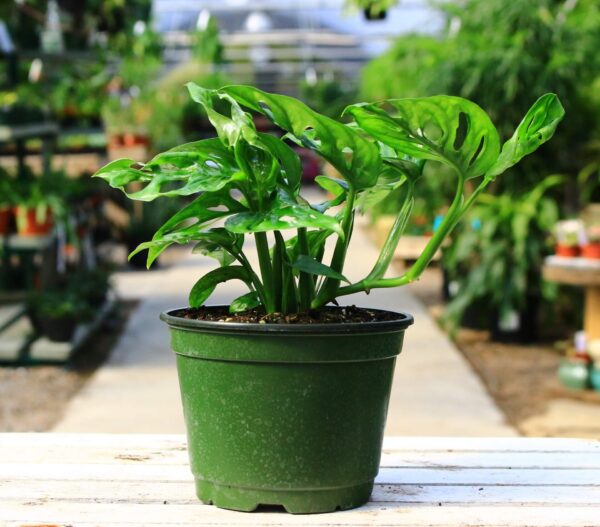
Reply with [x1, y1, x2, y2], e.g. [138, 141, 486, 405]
[160, 305, 413, 336]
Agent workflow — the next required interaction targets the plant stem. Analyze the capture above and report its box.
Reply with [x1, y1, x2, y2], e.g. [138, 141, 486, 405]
[271, 230, 284, 312]
[297, 227, 314, 311]
[254, 232, 275, 312]
[332, 178, 466, 302]
[365, 186, 414, 282]
[235, 250, 268, 307]
[312, 187, 356, 308]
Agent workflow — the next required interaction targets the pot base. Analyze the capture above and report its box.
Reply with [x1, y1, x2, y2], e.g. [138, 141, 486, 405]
[196, 479, 373, 514]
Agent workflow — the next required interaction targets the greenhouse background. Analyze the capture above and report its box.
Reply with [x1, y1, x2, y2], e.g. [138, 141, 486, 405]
[0, 0, 599, 440]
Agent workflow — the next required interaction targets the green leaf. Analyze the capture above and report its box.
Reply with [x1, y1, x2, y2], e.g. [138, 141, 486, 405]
[219, 85, 381, 190]
[486, 94, 565, 179]
[189, 266, 251, 308]
[192, 228, 244, 267]
[93, 139, 240, 201]
[136, 191, 246, 267]
[225, 198, 344, 237]
[346, 95, 501, 179]
[291, 255, 350, 283]
[186, 83, 258, 148]
[258, 132, 302, 192]
[313, 175, 348, 212]
[229, 291, 261, 313]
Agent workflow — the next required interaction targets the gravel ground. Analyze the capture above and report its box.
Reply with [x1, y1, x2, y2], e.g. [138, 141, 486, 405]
[0, 301, 137, 432]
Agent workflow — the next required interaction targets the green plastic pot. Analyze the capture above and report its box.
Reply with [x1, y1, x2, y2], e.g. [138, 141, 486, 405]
[161, 307, 413, 514]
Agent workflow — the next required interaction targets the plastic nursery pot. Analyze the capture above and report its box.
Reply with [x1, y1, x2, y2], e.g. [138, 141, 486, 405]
[555, 243, 580, 258]
[14, 206, 53, 236]
[161, 307, 413, 514]
[38, 314, 78, 342]
[0, 207, 12, 235]
[581, 243, 600, 260]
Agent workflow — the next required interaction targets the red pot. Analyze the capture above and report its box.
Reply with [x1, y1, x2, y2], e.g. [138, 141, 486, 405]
[15, 207, 53, 236]
[555, 244, 580, 258]
[581, 243, 600, 259]
[0, 207, 12, 235]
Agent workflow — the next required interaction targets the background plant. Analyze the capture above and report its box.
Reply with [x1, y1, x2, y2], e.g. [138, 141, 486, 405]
[96, 84, 563, 315]
[442, 175, 563, 330]
[361, 0, 600, 199]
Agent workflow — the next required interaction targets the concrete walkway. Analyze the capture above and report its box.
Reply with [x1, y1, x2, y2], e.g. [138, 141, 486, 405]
[54, 216, 515, 436]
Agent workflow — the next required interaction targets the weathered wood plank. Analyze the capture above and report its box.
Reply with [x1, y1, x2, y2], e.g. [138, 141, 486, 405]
[2, 480, 600, 506]
[3, 465, 600, 486]
[1, 502, 599, 527]
[1, 434, 599, 526]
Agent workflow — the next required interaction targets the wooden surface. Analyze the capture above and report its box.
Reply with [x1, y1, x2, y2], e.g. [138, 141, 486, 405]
[543, 255, 600, 286]
[1, 434, 599, 526]
[543, 256, 600, 340]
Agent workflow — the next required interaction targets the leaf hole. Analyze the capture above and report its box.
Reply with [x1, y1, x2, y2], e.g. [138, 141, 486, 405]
[468, 136, 486, 167]
[205, 160, 220, 170]
[422, 121, 442, 142]
[453, 112, 469, 151]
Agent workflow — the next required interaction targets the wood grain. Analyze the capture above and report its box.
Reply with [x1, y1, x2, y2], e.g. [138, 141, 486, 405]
[0, 434, 599, 526]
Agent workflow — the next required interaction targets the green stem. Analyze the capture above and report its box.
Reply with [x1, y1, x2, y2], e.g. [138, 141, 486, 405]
[235, 250, 268, 307]
[275, 230, 298, 313]
[297, 227, 313, 311]
[271, 230, 284, 312]
[365, 186, 414, 282]
[312, 187, 356, 308]
[254, 232, 275, 312]
[332, 177, 467, 301]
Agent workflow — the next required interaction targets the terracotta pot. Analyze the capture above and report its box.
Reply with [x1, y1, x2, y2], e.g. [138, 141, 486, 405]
[555, 244, 579, 258]
[15, 206, 53, 236]
[0, 207, 12, 235]
[581, 243, 600, 259]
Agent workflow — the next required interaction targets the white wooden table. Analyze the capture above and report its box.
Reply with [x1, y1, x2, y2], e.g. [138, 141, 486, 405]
[1, 434, 599, 526]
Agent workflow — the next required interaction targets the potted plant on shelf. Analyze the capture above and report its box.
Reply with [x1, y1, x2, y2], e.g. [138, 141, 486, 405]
[0, 171, 17, 235]
[28, 289, 89, 342]
[554, 219, 584, 257]
[581, 224, 600, 259]
[95, 84, 563, 513]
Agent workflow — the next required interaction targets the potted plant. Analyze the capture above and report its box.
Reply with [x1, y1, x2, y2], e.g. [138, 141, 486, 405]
[28, 290, 89, 342]
[0, 171, 17, 235]
[95, 84, 563, 513]
[554, 219, 584, 257]
[581, 224, 600, 259]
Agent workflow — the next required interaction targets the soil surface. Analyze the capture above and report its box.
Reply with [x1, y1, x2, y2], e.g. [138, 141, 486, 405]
[409, 267, 600, 435]
[0, 301, 137, 432]
[178, 305, 404, 324]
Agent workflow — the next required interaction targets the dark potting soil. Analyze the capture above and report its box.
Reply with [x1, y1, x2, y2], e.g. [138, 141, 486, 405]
[177, 305, 402, 325]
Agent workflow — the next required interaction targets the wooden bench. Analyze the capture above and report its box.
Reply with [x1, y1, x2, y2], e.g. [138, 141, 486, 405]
[1, 434, 599, 526]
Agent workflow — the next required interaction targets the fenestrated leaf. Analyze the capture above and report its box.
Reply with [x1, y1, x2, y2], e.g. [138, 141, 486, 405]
[346, 95, 501, 179]
[94, 158, 143, 187]
[192, 228, 243, 267]
[291, 255, 350, 283]
[93, 139, 240, 201]
[189, 266, 251, 308]
[187, 84, 283, 193]
[229, 291, 261, 313]
[225, 198, 344, 237]
[186, 83, 258, 148]
[138, 191, 246, 267]
[219, 85, 381, 190]
[486, 94, 565, 179]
